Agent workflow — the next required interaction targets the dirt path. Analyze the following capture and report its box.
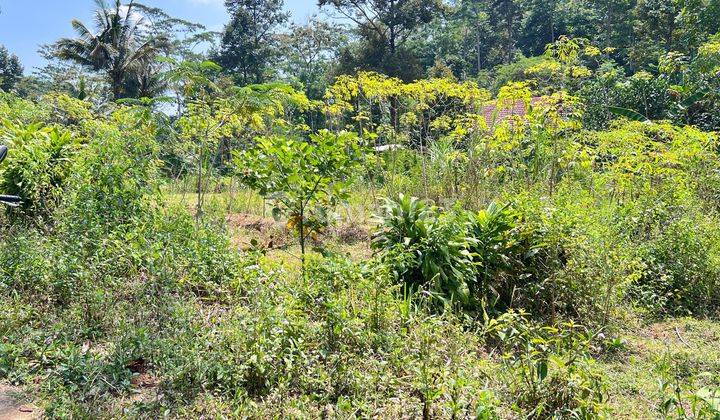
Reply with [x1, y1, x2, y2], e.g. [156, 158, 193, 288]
[0, 386, 38, 420]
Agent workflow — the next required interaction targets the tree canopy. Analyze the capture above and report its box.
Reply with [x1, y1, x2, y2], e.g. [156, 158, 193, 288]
[0, 45, 23, 92]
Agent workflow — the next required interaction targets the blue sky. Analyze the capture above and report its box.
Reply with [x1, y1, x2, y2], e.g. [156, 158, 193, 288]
[0, 0, 319, 72]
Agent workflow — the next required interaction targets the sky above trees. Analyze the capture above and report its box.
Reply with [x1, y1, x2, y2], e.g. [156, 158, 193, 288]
[0, 0, 316, 70]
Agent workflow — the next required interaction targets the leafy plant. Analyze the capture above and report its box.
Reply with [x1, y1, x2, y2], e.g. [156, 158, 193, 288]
[0, 144, 20, 207]
[466, 202, 548, 313]
[0, 121, 80, 218]
[372, 196, 558, 314]
[656, 353, 720, 419]
[486, 311, 607, 418]
[53, 0, 171, 99]
[608, 106, 650, 122]
[169, 62, 315, 219]
[235, 130, 365, 265]
[372, 194, 476, 307]
[629, 215, 720, 317]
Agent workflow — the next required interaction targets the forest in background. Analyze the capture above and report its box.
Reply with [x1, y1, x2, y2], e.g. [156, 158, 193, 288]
[1, 0, 720, 418]
[1, 0, 719, 131]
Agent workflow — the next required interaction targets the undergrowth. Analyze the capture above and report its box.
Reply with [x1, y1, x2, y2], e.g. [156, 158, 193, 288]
[1, 86, 719, 419]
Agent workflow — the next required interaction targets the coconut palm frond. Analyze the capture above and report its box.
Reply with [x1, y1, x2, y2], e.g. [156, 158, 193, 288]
[129, 34, 169, 62]
[54, 0, 172, 99]
[70, 20, 97, 43]
[56, 39, 95, 61]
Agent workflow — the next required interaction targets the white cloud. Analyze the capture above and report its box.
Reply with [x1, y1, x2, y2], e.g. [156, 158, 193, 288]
[119, 5, 152, 31]
[187, 0, 224, 5]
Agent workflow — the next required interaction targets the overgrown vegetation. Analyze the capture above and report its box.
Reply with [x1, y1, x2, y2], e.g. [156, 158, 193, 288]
[1, 0, 720, 418]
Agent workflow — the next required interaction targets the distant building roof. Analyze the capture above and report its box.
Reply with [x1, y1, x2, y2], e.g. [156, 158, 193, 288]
[482, 97, 544, 128]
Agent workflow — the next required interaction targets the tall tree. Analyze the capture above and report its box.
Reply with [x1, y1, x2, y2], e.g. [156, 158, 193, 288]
[673, 0, 720, 56]
[216, 0, 289, 85]
[518, 0, 561, 56]
[415, 0, 494, 78]
[319, 0, 445, 79]
[278, 17, 346, 98]
[0, 45, 23, 92]
[54, 0, 170, 99]
[594, 0, 634, 46]
[488, 0, 523, 64]
[455, 0, 494, 75]
[133, 3, 217, 62]
[629, 0, 720, 69]
[631, 0, 680, 68]
[518, 0, 600, 58]
[16, 45, 109, 101]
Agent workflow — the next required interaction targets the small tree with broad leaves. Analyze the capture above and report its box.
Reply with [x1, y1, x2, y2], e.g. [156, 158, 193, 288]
[234, 130, 365, 267]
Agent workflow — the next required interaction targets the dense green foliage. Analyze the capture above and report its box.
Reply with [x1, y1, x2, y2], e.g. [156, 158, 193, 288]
[235, 131, 365, 262]
[216, 0, 289, 85]
[1, 0, 720, 418]
[0, 45, 23, 92]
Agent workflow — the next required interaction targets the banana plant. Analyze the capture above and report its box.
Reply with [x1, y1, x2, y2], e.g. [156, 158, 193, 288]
[608, 106, 650, 122]
[0, 145, 20, 207]
[609, 89, 708, 124]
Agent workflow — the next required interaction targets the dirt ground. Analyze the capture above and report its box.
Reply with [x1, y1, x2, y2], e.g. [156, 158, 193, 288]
[0, 386, 39, 420]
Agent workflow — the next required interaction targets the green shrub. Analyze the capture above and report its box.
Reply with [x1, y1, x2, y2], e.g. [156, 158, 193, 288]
[158, 297, 309, 403]
[509, 190, 644, 325]
[0, 93, 51, 127]
[372, 195, 559, 316]
[0, 122, 81, 219]
[148, 208, 243, 298]
[0, 228, 55, 299]
[371, 194, 475, 307]
[655, 352, 720, 419]
[59, 116, 160, 235]
[630, 215, 720, 317]
[466, 202, 552, 314]
[234, 131, 365, 264]
[486, 311, 607, 418]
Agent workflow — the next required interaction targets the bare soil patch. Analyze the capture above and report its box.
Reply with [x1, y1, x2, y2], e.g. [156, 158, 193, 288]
[0, 386, 39, 420]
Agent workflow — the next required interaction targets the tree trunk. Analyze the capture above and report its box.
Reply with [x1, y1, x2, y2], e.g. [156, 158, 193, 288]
[298, 206, 306, 271]
[196, 148, 203, 222]
[111, 72, 124, 100]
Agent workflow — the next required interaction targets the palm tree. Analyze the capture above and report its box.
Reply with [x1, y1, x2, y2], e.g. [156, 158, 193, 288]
[55, 0, 169, 99]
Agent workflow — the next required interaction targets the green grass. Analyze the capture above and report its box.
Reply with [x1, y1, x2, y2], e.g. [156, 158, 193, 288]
[1, 179, 719, 418]
[14, 182, 720, 415]
[601, 318, 720, 418]
[157, 186, 720, 418]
